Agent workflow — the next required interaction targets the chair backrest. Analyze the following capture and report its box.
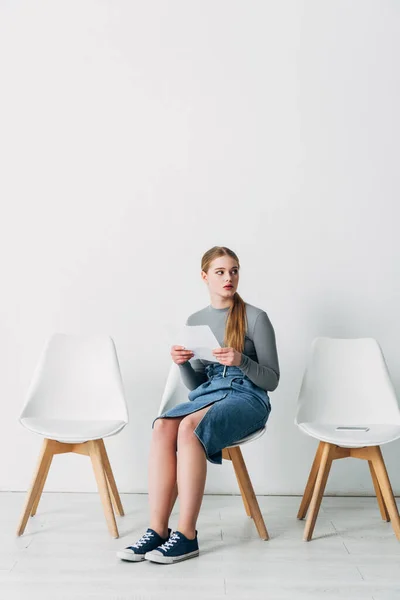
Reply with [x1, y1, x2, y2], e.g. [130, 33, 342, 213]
[295, 337, 400, 426]
[158, 362, 190, 417]
[19, 333, 128, 422]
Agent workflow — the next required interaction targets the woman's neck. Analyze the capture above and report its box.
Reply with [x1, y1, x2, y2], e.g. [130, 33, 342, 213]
[209, 300, 233, 310]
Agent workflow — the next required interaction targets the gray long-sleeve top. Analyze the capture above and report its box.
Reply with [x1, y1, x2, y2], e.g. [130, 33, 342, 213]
[179, 302, 280, 393]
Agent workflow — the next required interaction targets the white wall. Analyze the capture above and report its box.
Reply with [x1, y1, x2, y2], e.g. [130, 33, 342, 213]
[0, 0, 399, 495]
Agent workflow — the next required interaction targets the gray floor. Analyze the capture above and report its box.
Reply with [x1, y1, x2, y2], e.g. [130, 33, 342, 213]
[1, 492, 400, 599]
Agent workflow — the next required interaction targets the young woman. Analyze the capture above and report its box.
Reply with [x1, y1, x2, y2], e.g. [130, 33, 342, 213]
[117, 246, 280, 564]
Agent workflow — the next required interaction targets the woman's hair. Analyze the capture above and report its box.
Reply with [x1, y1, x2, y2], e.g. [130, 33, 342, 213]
[201, 246, 247, 353]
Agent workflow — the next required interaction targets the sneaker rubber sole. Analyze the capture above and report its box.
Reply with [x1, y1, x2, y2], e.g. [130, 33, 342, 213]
[117, 549, 146, 562]
[144, 549, 200, 564]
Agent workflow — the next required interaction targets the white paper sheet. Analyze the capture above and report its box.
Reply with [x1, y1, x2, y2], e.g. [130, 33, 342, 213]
[181, 325, 221, 362]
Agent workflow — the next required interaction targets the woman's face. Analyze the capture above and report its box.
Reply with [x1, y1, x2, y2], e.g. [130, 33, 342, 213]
[202, 255, 240, 300]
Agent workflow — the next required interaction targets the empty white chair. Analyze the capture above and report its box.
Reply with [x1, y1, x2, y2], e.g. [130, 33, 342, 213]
[295, 337, 400, 541]
[17, 333, 129, 538]
[159, 362, 269, 540]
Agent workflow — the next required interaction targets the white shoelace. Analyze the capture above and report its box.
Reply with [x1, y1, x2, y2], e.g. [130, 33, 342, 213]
[159, 531, 180, 551]
[131, 530, 154, 549]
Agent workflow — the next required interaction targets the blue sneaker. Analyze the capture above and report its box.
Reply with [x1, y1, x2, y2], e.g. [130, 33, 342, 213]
[117, 528, 171, 562]
[145, 530, 199, 564]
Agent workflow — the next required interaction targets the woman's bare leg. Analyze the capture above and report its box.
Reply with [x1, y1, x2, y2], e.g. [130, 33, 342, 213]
[148, 417, 183, 538]
[176, 406, 213, 539]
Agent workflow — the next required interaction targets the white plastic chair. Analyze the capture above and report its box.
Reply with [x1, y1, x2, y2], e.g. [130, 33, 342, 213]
[17, 333, 129, 538]
[295, 337, 400, 541]
[159, 362, 269, 540]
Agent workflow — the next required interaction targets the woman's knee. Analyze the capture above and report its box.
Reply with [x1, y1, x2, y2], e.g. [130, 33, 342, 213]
[177, 413, 204, 445]
[153, 417, 180, 443]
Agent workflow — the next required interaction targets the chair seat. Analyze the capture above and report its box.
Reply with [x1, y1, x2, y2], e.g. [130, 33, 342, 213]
[297, 422, 400, 447]
[19, 418, 127, 442]
[227, 426, 266, 448]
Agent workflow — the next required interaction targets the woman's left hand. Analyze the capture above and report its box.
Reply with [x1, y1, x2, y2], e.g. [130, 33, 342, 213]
[212, 347, 242, 367]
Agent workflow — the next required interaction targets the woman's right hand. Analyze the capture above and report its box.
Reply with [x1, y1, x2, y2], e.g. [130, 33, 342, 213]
[171, 345, 194, 365]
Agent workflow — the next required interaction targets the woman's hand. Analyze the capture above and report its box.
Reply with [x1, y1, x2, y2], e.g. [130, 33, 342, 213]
[171, 345, 194, 365]
[212, 347, 242, 367]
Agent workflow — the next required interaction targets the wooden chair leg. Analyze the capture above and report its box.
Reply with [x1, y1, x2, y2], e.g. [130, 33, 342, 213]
[303, 442, 335, 541]
[368, 459, 390, 522]
[369, 446, 400, 540]
[17, 439, 55, 535]
[297, 441, 324, 520]
[88, 440, 119, 538]
[225, 448, 252, 517]
[98, 439, 124, 517]
[236, 475, 252, 517]
[229, 446, 269, 540]
[30, 440, 56, 517]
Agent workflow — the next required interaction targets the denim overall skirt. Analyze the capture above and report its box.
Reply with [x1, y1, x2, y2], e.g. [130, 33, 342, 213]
[152, 363, 271, 465]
